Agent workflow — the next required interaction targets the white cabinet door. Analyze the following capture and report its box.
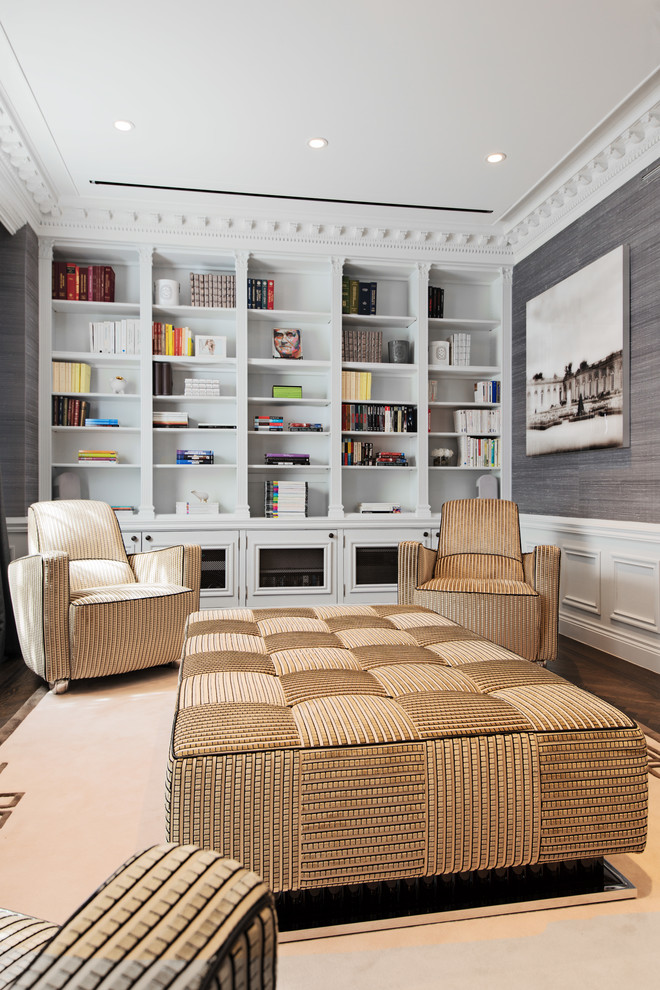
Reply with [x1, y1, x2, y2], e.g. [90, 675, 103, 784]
[245, 529, 337, 607]
[342, 527, 433, 603]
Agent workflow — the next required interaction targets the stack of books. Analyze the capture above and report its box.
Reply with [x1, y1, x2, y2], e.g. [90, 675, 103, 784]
[341, 278, 377, 314]
[175, 500, 220, 515]
[289, 422, 323, 431]
[375, 451, 409, 466]
[176, 449, 214, 465]
[152, 323, 193, 356]
[78, 449, 118, 462]
[474, 379, 501, 402]
[52, 262, 115, 301]
[184, 378, 220, 396]
[52, 397, 89, 426]
[254, 415, 284, 431]
[342, 329, 383, 362]
[153, 411, 189, 428]
[90, 320, 140, 354]
[52, 362, 91, 393]
[85, 417, 118, 428]
[358, 502, 402, 514]
[247, 278, 275, 309]
[264, 480, 308, 518]
[264, 453, 310, 466]
[428, 286, 445, 318]
[190, 273, 236, 308]
[111, 505, 134, 516]
[449, 332, 471, 366]
[341, 370, 372, 400]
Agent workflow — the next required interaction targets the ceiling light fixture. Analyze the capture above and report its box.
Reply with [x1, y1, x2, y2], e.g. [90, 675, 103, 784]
[307, 137, 328, 149]
[486, 152, 506, 164]
[114, 120, 135, 132]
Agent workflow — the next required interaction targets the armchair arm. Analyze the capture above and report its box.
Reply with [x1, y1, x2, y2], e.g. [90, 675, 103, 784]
[8, 844, 277, 990]
[523, 545, 561, 664]
[7, 552, 70, 684]
[130, 545, 201, 606]
[398, 541, 436, 605]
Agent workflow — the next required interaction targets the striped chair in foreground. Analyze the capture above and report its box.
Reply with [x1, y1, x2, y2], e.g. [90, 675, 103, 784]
[8, 500, 201, 693]
[0, 844, 277, 989]
[398, 498, 560, 663]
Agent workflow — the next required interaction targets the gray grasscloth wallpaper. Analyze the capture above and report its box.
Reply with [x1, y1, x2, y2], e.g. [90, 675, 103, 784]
[0, 223, 39, 517]
[512, 159, 660, 523]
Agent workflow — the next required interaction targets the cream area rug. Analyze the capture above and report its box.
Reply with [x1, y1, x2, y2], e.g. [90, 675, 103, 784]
[0, 666, 658, 990]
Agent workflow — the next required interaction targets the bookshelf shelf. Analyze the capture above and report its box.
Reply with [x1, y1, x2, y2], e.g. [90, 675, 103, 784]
[342, 313, 417, 329]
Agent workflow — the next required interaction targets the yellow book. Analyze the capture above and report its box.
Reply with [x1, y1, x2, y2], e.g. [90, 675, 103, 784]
[165, 324, 174, 356]
[80, 363, 91, 392]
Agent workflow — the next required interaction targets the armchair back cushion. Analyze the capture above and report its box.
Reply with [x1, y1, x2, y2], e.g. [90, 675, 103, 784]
[28, 500, 135, 591]
[435, 499, 524, 582]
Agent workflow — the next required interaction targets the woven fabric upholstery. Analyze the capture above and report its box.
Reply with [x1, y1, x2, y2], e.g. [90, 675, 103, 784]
[167, 605, 648, 894]
[398, 500, 561, 662]
[9, 501, 201, 689]
[0, 844, 276, 990]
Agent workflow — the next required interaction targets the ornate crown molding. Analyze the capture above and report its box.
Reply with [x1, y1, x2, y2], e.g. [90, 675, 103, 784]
[505, 101, 660, 260]
[0, 93, 59, 231]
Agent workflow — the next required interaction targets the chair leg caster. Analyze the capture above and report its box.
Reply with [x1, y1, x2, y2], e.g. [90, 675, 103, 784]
[49, 678, 70, 695]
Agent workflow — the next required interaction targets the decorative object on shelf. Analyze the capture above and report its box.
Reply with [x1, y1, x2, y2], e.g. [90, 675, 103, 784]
[53, 471, 81, 500]
[388, 339, 409, 363]
[428, 380, 438, 401]
[432, 447, 455, 466]
[191, 490, 209, 502]
[428, 341, 449, 365]
[195, 335, 226, 358]
[110, 376, 127, 394]
[272, 328, 302, 359]
[476, 474, 499, 498]
[184, 378, 221, 396]
[154, 279, 180, 306]
[190, 272, 236, 308]
[272, 385, 302, 399]
[342, 328, 382, 362]
[153, 362, 173, 395]
[449, 332, 471, 366]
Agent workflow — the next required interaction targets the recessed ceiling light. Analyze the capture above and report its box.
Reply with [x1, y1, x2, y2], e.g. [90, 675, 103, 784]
[114, 120, 135, 132]
[307, 137, 328, 149]
[486, 152, 506, 164]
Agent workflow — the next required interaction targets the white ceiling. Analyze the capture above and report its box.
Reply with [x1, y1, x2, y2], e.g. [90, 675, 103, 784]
[0, 0, 659, 231]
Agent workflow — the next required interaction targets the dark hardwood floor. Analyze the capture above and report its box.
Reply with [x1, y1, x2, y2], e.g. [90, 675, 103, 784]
[1, 635, 659, 738]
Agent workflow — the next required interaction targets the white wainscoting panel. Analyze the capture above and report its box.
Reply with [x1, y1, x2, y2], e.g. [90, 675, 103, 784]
[520, 514, 660, 675]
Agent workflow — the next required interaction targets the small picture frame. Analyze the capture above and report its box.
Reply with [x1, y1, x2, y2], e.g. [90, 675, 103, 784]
[272, 328, 303, 359]
[195, 335, 226, 358]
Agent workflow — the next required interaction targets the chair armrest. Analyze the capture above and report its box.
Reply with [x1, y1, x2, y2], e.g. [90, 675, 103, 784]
[130, 544, 201, 599]
[7, 552, 70, 683]
[0, 910, 59, 989]
[398, 541, 435, 604]
[523, 545, 561, 663]
[10, 844, 277, 990]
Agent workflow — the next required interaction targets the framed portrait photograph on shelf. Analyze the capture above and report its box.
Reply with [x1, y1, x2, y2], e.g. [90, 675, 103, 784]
[272, 328, 303, 359]
[195, 335, 226, 358]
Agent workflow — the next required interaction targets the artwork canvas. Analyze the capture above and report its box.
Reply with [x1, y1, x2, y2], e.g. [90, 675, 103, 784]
[272, 328, 303, 359]
[195, 335, 226, 358]
[525, 244, 630, 456]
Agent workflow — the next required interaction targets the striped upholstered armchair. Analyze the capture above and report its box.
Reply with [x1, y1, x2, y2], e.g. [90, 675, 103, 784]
[8, 500, 201, 694]
[0, 844, 277, 989]
[398, 499, 560, 663]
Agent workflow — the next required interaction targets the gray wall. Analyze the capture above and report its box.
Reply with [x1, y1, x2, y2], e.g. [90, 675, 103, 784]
[0, 223, 39, 516]
[512, 160, 660, 523]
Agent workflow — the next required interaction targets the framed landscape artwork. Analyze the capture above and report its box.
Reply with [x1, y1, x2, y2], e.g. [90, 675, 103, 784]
[525, 244, 630, 456]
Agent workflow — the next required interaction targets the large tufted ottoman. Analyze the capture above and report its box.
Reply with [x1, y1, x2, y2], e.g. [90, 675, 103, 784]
[166, 605, 648, 897]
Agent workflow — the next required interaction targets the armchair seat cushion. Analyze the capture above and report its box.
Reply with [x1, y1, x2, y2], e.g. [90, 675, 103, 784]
[70, 583, 191, 605]
[420, 577, 538, 597]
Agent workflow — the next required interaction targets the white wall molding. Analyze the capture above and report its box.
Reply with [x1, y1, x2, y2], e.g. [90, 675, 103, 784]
[0, 90, 59, 233]
[520, 513, 660, 675]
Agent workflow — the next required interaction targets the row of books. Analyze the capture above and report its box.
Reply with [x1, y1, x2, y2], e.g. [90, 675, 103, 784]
[449, 332, 471, 366]
[152, 323, 193, 356]
[53, 362, 91, 393]
[52, 397, 89, 426]
[176, 449, 214, 465]
[457, 436, 501, 467]
[341, 440, 375, 466]
[190, 273, 236, 308]
[90, 320, 140, 354]
[265, 480, 308, 518]
[428, 286, 445, 319]
[474, 379, 501, 403]
[52, 263, 116, 302]
[453, 408, 501, 434]
[78, 449, 118, 462]
[341, 370, 372, 400]
[342, 403, 417, 433]
[341, 278, 377, 315]
[342, 328, 382, 363]
[247, 278, 275, 310]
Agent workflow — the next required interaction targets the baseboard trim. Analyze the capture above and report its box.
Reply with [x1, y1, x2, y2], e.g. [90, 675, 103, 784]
[559, 613, 660, 675]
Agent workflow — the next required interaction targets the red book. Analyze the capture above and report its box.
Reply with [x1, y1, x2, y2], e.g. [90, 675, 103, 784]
[87, 265, 95, 300]
[267, 279, 274, 309]
[78, 268, 88, 301]
[103, 266, 115, 302]
[52, 261, 67, 299]
[66, 263, 79, 300]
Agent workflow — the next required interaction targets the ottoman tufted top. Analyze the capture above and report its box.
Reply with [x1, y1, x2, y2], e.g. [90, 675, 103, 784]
[173, 604, 634, 757]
